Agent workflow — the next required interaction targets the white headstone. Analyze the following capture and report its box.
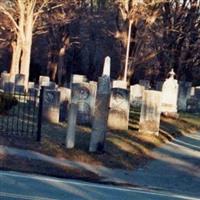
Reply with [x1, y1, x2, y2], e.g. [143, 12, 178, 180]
[39, 76, 50, 87]
[102, 56, 111, 76]
[130, 84, 145, 107]
[161, 69, 179, 113]
[112, 80, 127, 89]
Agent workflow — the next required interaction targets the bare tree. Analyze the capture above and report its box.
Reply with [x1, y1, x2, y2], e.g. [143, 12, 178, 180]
[0, 0, 53, 88]
[114, 0, 161, 82]
[151, 0, 200, 81]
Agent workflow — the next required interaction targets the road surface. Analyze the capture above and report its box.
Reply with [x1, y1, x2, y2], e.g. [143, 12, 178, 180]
[0, 171, 199, 200]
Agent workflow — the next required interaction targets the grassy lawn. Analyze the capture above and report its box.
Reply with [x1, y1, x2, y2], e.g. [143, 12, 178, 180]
[1, 104, 199, 176]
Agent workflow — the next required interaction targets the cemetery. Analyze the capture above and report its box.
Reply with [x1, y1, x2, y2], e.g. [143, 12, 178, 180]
[0, 1, 200, 198]
[0, 57, 199, 176]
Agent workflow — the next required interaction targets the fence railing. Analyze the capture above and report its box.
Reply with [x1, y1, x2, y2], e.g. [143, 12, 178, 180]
[0, 89, 43, 141]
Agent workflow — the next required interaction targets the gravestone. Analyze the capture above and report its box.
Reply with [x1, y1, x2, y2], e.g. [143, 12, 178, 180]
[70, 74, 87, 87]
[49, 81, 57, 89]
[15, 74, 25, 93]
[139, 90, 162, 135]
[89, 75, 111, 152]
[71, 82, 96, 125]
[186, 97, 199, 113]
[65, 103, 78, 149]
[43, 89, 60, 123]
[178, 81, 192, 111]
[139, 80, 150, 89]
[108, 88, 130, 131]
[58, 87, 71, 121]
[39, 76, 50, 88]
[0, 72, 10, 90]
[4, 82, 15, 94]
[161, 69, 179, 114]
[28, 88, 39, 105]
[195, 87, 200, 98]
[28, 82, 35, 89]
[112, 80, 127, 89]
[130, 84, 145, 107]
[190, 87, 195, 96]
[102, 56, 111, 76]
[156, 81, 164, 91]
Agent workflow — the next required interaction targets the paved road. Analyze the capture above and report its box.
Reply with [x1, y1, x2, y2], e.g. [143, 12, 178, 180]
[129, 131, 200, 197]
[0, 171, 199, 200]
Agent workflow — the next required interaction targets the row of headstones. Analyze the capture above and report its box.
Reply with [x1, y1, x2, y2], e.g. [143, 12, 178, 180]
[0, 72, 26, 93]
[0, 72, 58, 93]
[130, 76, 200, 113]
[26, 67, 199, 134]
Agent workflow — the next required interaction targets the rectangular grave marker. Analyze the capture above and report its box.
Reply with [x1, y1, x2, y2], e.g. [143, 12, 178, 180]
[139, 90, 162, 135]
[43, 89, 60, 123]
[108, 88, 130, 131]
[71, 82, 96, 125]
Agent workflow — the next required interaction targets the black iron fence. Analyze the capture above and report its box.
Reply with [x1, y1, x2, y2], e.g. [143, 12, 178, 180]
[0, 89, 43, 141]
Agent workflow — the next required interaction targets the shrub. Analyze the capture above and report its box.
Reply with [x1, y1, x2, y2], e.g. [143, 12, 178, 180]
[0, 92, 18, 114]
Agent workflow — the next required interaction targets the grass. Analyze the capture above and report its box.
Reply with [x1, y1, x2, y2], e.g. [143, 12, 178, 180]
[1, 104, 199, 172]
[0, 101, 200, 180]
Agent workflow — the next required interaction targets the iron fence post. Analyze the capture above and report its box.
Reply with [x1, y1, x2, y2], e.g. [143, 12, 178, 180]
[37, 86, 44, 142]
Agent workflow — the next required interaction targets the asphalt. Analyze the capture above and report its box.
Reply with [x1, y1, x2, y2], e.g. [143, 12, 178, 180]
[0, 171, 199, 200]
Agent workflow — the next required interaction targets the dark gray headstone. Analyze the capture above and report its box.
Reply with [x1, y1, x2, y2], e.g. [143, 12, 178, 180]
[58, 87, 71, 122]
[108, 88, 130, 131]
[4, 82, 15, 93]
[139, 80, 150, 89]
[71, 82, 96, 125]
[43, 89, 60, 123]
[178, 81, 192, 111]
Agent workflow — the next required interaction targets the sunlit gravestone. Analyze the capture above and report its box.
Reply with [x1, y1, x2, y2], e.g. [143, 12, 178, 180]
[70, 74, 88, 88]
[39, 76, 50, 88]
[130, 84, 145, 108]
[42, 89, 60, 123]
[178, 81, 192, 111]
[66, 103, 78, 149]
[139, 90, 162, 135]
[71, 82, 96, 125]
[28, 82, 35, 89]
[108, 88, 130, 131]
[161, 69, 179, 115]
[112, 80, 127, 89]
[89, 57, 111, 152]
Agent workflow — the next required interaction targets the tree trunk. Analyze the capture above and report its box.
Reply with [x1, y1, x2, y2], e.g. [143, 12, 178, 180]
[10, 40, 21, 75]
[57, 37, 69, 85]
[20, 13, 33, 90]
